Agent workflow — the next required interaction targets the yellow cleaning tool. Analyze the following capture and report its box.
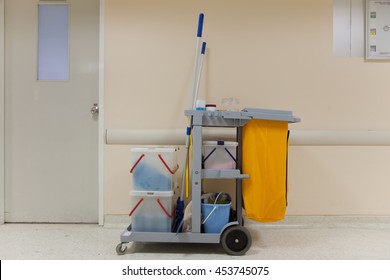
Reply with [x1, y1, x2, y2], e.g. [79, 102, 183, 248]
[186, 130, 193, 198]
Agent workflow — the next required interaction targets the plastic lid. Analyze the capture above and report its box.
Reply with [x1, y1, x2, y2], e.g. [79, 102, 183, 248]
[202, 140, 238, 146]
[131, 147, 178, 153]
[130, 190, 174, 197]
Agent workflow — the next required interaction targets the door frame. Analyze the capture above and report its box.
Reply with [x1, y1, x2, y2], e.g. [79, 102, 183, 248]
[0, 0, 105, 225]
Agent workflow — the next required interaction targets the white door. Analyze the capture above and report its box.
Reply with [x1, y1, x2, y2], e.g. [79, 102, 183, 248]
[5, 0, 99, 223]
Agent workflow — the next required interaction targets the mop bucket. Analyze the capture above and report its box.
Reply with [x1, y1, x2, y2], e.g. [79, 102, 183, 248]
[201, 193, 231, 233]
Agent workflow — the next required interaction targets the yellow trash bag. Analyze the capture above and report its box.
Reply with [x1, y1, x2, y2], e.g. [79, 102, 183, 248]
[242, 120, 289, 222]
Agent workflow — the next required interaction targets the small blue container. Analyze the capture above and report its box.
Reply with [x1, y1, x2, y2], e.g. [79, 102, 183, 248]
[201, 194, 231, 233]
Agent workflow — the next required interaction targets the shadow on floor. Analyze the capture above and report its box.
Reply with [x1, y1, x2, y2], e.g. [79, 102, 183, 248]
[125, 242, 226, 256]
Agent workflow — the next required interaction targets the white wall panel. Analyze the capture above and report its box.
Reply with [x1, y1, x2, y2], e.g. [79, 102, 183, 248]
[333, 0, 351, 56]
[351, 0, 365, 56]
[333, 0, 364, 57]
[0, 0, 4, 224]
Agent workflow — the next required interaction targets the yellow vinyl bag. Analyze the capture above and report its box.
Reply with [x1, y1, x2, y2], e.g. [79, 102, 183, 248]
[242, 120, 289, 222]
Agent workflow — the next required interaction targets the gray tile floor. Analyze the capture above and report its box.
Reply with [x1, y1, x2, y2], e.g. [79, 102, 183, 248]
[1, 216, 389, 260]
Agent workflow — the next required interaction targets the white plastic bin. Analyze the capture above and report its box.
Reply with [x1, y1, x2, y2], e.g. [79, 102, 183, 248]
[130, 147, 178, 191]
[129, 191, 174, 232]
[202, 141, 238, 169]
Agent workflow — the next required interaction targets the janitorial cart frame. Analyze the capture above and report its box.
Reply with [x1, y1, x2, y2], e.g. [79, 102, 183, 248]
[116, 108, 300, 255]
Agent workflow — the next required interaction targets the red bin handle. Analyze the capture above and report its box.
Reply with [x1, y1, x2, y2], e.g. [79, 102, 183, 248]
[130, 154, 145, 173]
[128, 198, 144, 216]
[156, 198, 173, 218]
[158, 154, 179, 174]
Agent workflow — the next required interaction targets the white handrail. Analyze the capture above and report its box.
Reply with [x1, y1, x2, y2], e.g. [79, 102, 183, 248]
[106, 129, 390, 146]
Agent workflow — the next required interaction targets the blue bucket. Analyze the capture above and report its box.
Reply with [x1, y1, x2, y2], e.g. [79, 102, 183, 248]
[201, 193, 231, 233]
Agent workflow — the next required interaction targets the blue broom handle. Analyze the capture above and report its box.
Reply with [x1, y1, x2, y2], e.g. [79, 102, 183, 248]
[190, 13, 205, 109]
[197, 13, 204, 37]
[183, 13, 205, 201]
[193, 42, 207, 108]
[201, 41, 207, 54]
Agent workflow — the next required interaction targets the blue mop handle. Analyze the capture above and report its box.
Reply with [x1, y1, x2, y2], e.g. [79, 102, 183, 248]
[197, 13, 204, 37]
[190, 13, 205, 109]
[201, 42, 207, 54]
[193, 41, 207, 108]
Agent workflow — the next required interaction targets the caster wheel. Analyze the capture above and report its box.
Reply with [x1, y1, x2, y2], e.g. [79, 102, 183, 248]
[116, 243, 127, 255]
[221, 226, 252, 256]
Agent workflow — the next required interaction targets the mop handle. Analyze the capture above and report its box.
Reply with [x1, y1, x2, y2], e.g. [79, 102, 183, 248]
[193, 42, 207, 109]
[190, 13, 205, 110]
[197, 13, 204, 37]
[180, 13, 205, 201]
[201, 41, 207, 54]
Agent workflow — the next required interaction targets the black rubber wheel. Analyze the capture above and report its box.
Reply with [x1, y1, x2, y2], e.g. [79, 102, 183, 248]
[116, 243, 127, 255]
[221, 226, 252, 256]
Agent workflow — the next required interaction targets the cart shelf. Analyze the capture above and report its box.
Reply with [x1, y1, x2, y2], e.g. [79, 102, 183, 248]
[120, 222, 239, 244]
[201, 169, 249, 179]
[186, 107, 300, 127]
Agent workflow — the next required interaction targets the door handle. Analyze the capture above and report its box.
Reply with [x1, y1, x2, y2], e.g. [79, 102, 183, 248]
[90, 103, 99, 115]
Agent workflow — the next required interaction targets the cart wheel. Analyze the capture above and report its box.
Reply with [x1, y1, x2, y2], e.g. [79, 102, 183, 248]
[221, 226, 252, 256]
[116, 243, 127, 255]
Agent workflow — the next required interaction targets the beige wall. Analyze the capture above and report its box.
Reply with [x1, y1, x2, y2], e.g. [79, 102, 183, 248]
[104, 0, 390, 216]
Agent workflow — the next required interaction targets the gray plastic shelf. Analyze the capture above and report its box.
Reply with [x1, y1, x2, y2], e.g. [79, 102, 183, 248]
[242, 107, 301, 123]
[120, 221, 239, 244]
[120, 230, 220, 243]
[185, 107, 301, 127]
[201, 169, 249, 179]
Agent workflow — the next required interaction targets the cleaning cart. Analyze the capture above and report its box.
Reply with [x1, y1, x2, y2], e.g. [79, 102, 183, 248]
[116, 108, 300, 256]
